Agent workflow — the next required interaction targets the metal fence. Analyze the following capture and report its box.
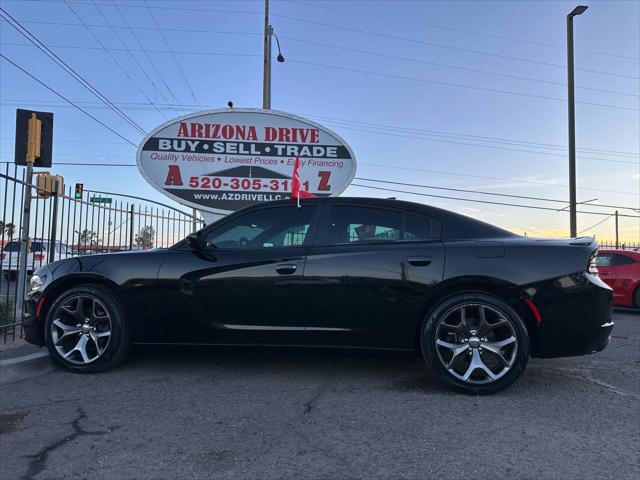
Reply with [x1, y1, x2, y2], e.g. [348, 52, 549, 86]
[1, 165, 204, 342]
[598, 241, 639, 251]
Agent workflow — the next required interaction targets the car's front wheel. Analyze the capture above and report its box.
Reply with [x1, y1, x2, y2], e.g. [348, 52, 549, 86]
[45, 284, 130, 372]
[422, 292, 529, 394]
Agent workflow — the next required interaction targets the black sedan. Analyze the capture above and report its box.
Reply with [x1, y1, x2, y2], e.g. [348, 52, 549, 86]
[23, 197, 614, 394]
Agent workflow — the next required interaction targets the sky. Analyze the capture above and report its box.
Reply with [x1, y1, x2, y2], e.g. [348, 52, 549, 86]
[1, 0, 639, 242]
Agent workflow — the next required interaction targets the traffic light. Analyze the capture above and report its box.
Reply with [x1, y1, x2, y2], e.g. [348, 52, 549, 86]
[74, 183, 83, 199]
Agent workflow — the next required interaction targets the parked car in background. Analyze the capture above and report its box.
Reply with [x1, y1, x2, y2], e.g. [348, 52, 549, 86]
[24, 197, 613, 394]
[1, 239, 73, 278]
[596, 249, 640, 308]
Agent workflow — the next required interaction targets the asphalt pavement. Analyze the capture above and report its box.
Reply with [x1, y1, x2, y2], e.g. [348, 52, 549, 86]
[1, 310, 638, 480]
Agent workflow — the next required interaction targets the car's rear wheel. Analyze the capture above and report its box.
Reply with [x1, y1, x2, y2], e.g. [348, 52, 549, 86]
[45, 285, 130, 373]
[634, 286, 640, 309]
[421, 292, 529, 394]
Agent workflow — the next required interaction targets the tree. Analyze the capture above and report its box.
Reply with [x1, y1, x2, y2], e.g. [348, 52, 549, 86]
[4, 222, 16, 239]
[135, 226, 155, 249]
[78, 229, 99, 245]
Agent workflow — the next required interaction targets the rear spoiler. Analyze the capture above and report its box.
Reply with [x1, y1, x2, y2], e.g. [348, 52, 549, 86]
[568, 236, 596, 246]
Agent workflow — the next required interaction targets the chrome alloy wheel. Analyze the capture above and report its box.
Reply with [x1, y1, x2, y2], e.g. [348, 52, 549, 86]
[50, 295, 112, 365]
[434, 303, 517, 385]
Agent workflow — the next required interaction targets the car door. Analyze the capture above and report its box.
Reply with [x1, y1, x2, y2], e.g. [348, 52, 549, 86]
[155, 204, 322, 345]
[595, 253, 616, 290]
[610, 253, 639, 304]
[302, 203, 445, 349]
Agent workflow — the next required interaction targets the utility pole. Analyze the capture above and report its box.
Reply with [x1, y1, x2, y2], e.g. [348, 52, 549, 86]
[567, 5, 588, 238]
[16, 113, 41, 309]
[262, 0, 271, 109]
[262, 0, 285, 109]
[615, 210, 619, 249]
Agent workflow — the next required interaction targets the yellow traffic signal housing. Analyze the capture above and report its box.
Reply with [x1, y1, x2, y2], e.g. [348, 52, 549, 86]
[14, 109, 53, 167]
[36, 172, 64, 198]
[26, 113, 42, 163]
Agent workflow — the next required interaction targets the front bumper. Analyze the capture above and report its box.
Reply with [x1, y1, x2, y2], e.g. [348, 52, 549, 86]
[528, 272, 613, 358]
[23, 289, 45, 346]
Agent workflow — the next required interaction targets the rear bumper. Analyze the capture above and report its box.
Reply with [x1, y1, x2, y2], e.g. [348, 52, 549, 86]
[528, 272, 613, 358]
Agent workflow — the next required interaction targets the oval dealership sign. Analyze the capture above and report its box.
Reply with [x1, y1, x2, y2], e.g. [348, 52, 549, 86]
[136, 109, 357, 215]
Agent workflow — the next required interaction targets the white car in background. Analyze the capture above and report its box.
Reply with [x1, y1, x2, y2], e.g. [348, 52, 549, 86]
[1, 239, 73, 278]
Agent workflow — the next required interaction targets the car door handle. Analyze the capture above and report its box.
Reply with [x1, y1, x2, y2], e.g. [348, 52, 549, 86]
[276, 264, 297, 275]
[408, 257, 432, 267]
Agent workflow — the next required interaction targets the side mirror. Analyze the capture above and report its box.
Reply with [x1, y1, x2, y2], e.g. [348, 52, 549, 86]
[186, 232, 202, 250]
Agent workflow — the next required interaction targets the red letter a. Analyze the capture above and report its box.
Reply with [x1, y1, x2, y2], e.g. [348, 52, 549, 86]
[165, 165, 183, 186]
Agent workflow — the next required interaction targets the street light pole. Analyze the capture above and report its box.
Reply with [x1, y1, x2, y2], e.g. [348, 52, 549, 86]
[262, 0, 271, 109]
[262, 0, 285, 109]
[567, 5, 588, 238]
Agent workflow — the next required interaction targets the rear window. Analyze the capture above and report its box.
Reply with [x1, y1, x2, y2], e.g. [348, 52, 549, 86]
[2, 241, 21, 252]
[1, 241, 45, 252]
[326, 206, 402, 244]
[324, 206, 440, 245]
[404, 213, 440, 241]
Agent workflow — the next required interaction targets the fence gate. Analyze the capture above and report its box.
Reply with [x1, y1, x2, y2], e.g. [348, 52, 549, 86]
[1, 165, 204, 342]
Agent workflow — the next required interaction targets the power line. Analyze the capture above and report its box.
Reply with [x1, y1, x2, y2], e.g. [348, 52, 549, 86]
[0, 7, 147, 135]
[354, 177, 639, 212]
[3, 36, 636, 112]
[110, 0, 180, 105]
[142, 0, 201, 107]
[92, 1, 172, 107]
[307, 114, 640, 158]
[287, 58, 639, 112]
[2, 95, 634, 160]
[350, 183, 640, 218]
[0, 154, 636, 212]
[288, 0, 640, 62]
[63, 0, 167, 120]
[315, 121, 639, 166]
[358, 162, 639, 197]
[0, 53, 137, 146]
[10, 19, 638, 98]
[272, 13, 640, 81]
[578, 214, 614, 234]
[95, 0, 640, 66]
[0, 94, 636, 166]
[281, 36, 638, 99]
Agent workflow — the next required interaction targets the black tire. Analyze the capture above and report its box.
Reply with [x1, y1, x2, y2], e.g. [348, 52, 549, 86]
[45, 284, 130, 373]
[421, 292, 529, 395]
[634, 286, 640, 309]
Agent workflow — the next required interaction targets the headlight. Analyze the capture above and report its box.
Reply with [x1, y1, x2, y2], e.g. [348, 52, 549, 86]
[30, 274, 44, 291]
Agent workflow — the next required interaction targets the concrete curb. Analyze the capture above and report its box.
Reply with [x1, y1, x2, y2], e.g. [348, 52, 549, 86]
[0, 351, 57, 385]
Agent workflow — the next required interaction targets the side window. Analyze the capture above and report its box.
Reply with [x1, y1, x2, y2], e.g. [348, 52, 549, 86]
[595, 255, 613, 267]
[203, 206, 316, 249]
[612, 254, 636, 266]
[326, 206, 402, 244]
[404, 213, 440, 241]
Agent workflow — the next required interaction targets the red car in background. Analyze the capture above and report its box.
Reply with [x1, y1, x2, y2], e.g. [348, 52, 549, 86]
[595, 249, 640, 308]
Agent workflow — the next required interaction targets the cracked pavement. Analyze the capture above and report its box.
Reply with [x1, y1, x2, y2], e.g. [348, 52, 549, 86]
[0, 310, 638, 480]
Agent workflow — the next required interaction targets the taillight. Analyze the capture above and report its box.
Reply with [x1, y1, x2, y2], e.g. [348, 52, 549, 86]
[588, 251, 598, 275]
[33, 253, 45, 261]
[0, 253, 5, 260]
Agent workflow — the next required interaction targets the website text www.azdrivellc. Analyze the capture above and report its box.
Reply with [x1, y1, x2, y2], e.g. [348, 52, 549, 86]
[193, 192, 288, 202]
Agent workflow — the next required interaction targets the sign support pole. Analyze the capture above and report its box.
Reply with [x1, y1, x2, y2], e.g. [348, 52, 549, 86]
[16, 113, 41, 311]
[15, 163, 33, 311]
[48, 179, 60, 263]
